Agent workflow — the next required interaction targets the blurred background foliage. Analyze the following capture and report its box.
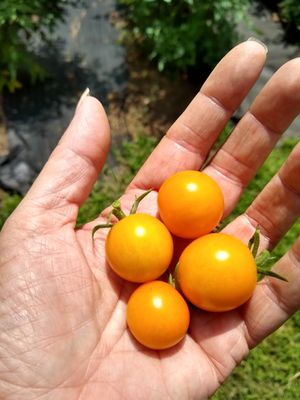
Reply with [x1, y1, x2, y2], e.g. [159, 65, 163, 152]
[119, 0, 300, 75]
[119, 0, 250, 73]
[0, 0, 300, 92]
[260, 0, 300, 44]
[0, 0, 78, 92]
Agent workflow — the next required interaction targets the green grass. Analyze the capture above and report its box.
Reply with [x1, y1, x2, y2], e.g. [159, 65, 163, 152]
[213, 312, 300, 400]
[0, 133, 299, 399]
[0, 192, 22, 228]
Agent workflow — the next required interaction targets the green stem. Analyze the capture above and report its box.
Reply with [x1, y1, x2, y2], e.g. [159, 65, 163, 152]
[130, 189, 153, 214]
[111, 200, 126, 220]
[168, 273, 176, 288]
[257, 267, 288, 282]
[172, 262, 182, 292]
[92, 223, 113, 240]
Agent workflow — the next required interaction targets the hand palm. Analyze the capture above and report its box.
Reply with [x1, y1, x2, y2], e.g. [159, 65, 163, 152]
[0, 199, 242, 399]
[1, 42, 300, 400]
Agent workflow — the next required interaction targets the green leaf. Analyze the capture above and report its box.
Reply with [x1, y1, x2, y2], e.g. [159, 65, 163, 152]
[248, 226, 260, 258]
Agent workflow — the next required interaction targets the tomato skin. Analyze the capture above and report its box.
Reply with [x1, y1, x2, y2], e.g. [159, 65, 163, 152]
[127, 281, 190, 350]
[177, 233, 257, 312]
[157, 170, 224, 239]
[106, 213, 173, 283]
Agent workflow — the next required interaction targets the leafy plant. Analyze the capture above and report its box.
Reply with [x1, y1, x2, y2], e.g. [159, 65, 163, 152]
[279, 0, 300, 43]
[119, 0, 250, 73]
[0, 0, 78, 92]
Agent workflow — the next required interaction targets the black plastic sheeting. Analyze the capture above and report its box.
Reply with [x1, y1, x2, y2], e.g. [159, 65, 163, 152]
[0, 0, 127, 194]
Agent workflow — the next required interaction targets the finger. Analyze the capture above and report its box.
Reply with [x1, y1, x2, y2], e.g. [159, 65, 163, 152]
[223, 139, 300, 250]
[241, 236, 300, 347]
[204, 58, 300, 215]
[20, 96, 110, 228]
[130, 40, 267, 190]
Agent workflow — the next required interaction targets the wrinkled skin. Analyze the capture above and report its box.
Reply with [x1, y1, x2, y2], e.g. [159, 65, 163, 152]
[0, 41, 300, 400]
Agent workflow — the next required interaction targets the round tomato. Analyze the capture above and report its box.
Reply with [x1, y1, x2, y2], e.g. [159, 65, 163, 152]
[106, 213, 173, 283]
[127, 281, 190, 350]
[157, 170, 224, 239]
[177, 233, 257, 312]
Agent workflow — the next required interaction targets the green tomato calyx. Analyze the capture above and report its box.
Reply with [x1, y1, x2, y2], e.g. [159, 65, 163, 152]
[248, 227, 288, 282]
[92, 189, 153, 240]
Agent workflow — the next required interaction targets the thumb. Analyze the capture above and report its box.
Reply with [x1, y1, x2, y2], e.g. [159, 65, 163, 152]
[21, 94, 111, 228]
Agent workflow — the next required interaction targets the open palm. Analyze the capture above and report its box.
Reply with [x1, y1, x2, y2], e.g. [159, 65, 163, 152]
[1, 41, 300, 400]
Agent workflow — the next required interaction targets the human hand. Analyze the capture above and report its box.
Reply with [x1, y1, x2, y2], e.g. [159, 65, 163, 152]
[0, 40, 300, 400]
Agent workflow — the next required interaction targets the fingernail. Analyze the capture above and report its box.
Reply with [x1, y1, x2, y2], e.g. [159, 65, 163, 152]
[76, 87, 90, 110]
[247, 37, 268, 54]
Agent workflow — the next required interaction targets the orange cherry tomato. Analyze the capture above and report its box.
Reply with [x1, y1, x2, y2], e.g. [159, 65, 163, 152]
[127, 281, 190, 350]
[106, 213, 173, 283]
[177, 233, 257, 312]
[157, 170, 224, 239]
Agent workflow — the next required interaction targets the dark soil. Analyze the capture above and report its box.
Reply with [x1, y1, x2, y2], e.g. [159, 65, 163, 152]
[107, 46, 198, 142]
